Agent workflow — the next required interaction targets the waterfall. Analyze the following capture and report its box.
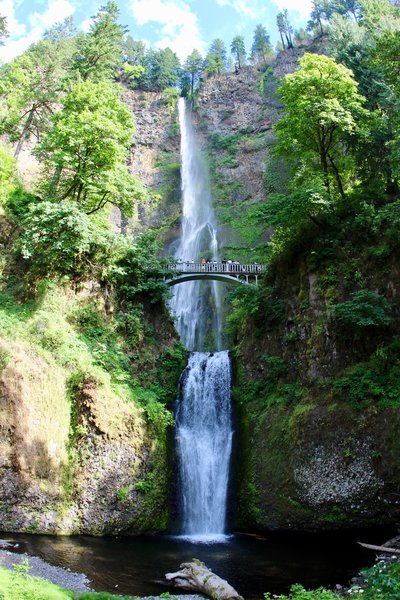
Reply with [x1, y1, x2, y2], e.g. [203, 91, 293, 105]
[169, 97, 223, 352]
[176, 351, 233, 539]
[171, 98, 233, 540]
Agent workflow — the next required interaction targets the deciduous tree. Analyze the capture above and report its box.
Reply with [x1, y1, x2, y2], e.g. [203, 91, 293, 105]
[275, 53, 368, 199]
[36, 81, 145, 215]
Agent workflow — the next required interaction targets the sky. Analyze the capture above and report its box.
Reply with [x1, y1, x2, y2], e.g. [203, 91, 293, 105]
[0, 0, 313, 63]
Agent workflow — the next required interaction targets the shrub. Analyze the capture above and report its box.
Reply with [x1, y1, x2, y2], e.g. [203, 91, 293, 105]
[264, 583, 340, 599]
[360, 560, 400, 599]
[331, 289, 392, 328]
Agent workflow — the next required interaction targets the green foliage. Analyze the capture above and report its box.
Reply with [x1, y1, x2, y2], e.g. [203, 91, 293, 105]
[360, 560, 400, 599]
[18, 200, 116, 281]
[261, 355, 288, 383]
[331, 289, 392, 327]
[0, 14, 8, 44]
[112, 231, 170, 304]
[36, 80, 145, 216]
[0, 37, 75, 158]
[265, 583, 341, 599]
[331, 339, 400, 408]
[257, 185, 332, 262]
[149, 48, 181, 91]
[275, 52, 369, 199]
[0, 146, 15, 208]
[0, 564, 73, 600]
[162, 87, 180, 112]
[0, 348, 10, 371]
[117, 486, 129, 501]
[251, 24, 273, 65]
[231, 35, 246, 70]
[204, 38, 228, 76]
[182, 49, 203, 97]
[71, 2, 125, 82]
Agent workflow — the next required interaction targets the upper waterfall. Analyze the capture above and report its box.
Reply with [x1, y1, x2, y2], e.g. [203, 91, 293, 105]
[169, 98, 223, 351]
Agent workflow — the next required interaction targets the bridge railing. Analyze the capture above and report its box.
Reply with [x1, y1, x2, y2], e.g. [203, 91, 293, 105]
[166, 262, 264, 275]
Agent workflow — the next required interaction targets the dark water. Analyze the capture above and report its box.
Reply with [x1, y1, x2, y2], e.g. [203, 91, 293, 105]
[4, 529, 392, 598]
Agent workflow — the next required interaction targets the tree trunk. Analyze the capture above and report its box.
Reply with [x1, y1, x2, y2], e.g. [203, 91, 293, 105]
[165, 560, 244, 600]
[14, 108, 34, 159]
[327, 153, 346, 201]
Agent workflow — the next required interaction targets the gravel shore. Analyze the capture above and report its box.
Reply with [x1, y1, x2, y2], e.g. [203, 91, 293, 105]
[0, 548, 92, 592]
[0, 547, 206, 599]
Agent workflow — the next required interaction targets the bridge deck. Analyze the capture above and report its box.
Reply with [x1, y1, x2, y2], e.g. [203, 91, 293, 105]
[164, 262, 264, 286]
[167, 262, 263, 275]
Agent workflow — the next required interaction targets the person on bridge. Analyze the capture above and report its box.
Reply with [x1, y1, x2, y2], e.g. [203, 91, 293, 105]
[201, 258, 206, 271]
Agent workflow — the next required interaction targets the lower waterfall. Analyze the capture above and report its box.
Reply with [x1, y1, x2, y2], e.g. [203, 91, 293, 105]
[175, 351, 233, 539]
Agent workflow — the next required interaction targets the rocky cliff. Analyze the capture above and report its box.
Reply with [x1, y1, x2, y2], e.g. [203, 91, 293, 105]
[231, 238, 400, 531]
[0, 282, 185, 535]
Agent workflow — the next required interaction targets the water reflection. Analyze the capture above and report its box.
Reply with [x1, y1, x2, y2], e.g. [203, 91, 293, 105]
[4, 529, 392, 598]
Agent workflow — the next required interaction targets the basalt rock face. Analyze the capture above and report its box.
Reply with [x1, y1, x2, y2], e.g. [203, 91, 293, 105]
[0, 293, 182, 535]
[195, 66, 278, 260]
[117, 89, 182, 247]
[231, 253, 400, 531]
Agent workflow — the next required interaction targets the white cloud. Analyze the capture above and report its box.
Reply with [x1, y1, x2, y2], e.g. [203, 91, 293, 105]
[130, 0, 206, 60]
[0, 0, 26, 37]
[29, 0, 75, 29]
[272, 0, 313, 21]
[0, 0, 76, 62]
[80, 17, 93, 33]
[215, 0, 258, 18]
[216, 0, 312, 24]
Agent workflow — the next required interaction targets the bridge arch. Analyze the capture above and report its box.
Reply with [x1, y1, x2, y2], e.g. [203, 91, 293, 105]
[165, 273, 253, 286]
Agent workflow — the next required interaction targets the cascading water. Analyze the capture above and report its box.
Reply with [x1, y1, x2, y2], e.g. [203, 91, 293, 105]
[169, 97, 223, 352]
[176, 351, 232, 539]
[171, 98, 233, 539]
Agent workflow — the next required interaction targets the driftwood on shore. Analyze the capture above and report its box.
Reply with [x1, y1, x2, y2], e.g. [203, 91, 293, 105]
[165, 559, 244, 600]
[358, 542, 400, 555]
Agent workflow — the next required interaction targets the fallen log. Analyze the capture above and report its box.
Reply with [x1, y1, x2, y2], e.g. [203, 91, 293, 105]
[165, 559, 244, 600]
[358, 542, 400, 555]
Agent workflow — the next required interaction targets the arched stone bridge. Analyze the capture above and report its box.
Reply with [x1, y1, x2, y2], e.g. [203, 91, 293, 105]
[164, 262, 264, 286]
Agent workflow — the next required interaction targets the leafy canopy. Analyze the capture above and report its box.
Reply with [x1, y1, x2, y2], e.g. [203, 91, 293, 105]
[36, 80, 145, 215]
[275, 52, 368, 198]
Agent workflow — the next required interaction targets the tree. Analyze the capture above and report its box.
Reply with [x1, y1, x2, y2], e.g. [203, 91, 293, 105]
[148, 48, 181, 91]
[275, 53, 368, 199]
[251, 24, 272, 65]
[308, 0, 335, 35]
[183, 49, 203, 96]
[204, 39, 227, 76]
[277, 10, 293, 49]
[0, 38, 74, 157]
[43, 16, 76, 42]
[36, 81, 145, 215]
[0, 15, 8, 45]
[71, 1, 126, 81]
[230, 35, 246, 70]
[0, 146, 15, 207]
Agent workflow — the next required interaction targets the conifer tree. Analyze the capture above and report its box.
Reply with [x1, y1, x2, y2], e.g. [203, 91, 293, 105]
[204, 39, 227, 75]
[71, 2, 126, 82]
[230, 35, 246, 70]
[277, 10, 294, 49]
[251, 24, 272, 64]
[183, 49, 203, 96]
